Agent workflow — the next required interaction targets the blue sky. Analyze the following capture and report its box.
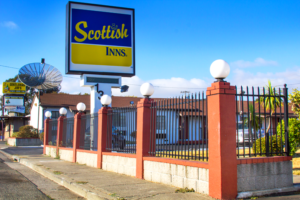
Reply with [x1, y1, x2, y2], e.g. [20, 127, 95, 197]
[0, 0, 299, 97]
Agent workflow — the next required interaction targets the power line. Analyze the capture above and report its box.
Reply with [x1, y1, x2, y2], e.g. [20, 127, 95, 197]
[0, 64, 80, 80]
[1, 64, 300, 89]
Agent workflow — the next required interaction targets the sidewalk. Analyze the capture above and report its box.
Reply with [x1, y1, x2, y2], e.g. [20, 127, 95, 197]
[0, 144, 212, 200]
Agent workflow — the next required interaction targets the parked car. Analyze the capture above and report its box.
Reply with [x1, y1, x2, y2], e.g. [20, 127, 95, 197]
[112, 126, 126, 149]
[83, 126, 126, 150]
[236, 121, 266, 145]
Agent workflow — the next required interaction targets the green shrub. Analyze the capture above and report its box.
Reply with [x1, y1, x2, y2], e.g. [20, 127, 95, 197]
[12, 125, 39, 138]
[253, 134, 284, 155]
[253, 118, 300, 156]
[277, 118, 300, 156]
[39, 132, 44, 143]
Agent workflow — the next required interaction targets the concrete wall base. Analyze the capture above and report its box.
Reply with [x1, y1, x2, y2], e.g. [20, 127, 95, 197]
[144, 160, 209, 194]
[59, 149, 73, 162]
[45, 146, 57, 158]
[237, 161, 293, 193]
[76, 151, 97, 167]
[7, 138, 42, 146]
[102, 155, 136, 177]
[237, 185, 300, 199]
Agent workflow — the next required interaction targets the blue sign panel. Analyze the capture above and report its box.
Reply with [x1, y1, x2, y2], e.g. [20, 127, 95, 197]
[71, 9, 132, 47]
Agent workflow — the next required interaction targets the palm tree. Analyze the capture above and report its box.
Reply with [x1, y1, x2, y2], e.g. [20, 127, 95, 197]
[244, 104, 262, 143]
[244, 104, 261, 130]
[258, 80, 283, 134]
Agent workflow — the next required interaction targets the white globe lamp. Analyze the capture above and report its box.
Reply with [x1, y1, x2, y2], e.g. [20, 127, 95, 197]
[76, 102, 86, 112]
[45, 111, 51, 118]
[210, 59, 230, 81]
[59, 107, 67, 116]
[140, 83, 154, 98]
[101, 95, 112, 107]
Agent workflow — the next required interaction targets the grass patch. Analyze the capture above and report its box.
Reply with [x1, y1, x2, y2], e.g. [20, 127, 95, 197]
[75, 162, 86, 165]
[109, 193, 117, 197]
[175, 187, 195, 193]
[46, 167, 50, 170]
[54, 155, 60, 159]
[156, 150, 208, 162]
[76, 181, 88, 184]
[46, 195, 55, 200]
[53, 171, 63, 175]
[250, 197, 258, 199]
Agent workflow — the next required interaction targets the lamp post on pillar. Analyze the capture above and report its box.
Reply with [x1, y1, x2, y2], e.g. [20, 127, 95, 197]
[136, 83, 155, 179]
[97, 95, 112, 169]
[56, 107, 67, 156]
[73, 102, 86, 163]
[44, 111, 52, 154]
[207, 59, 237, 199]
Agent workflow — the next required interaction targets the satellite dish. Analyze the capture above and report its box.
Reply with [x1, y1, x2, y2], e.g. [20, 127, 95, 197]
[18, 59, 63, 135]
[18, 62, 63, 90]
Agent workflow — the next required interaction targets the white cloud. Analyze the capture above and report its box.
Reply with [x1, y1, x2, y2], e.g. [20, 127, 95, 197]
[231, 58, 278, 68]
[60, 76, 89, 94]
[60, 75, 209, 98]
[231, 67, 300, 90]
[1, 21, 18, 29]
[60, 67, 300, 98]
[112, 76, 209, 98]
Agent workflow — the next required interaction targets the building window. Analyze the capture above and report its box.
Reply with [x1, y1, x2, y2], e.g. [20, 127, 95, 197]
[156, 116, 165, 130]
[112, 112, 126, 127]
[51, 111, 59, 119]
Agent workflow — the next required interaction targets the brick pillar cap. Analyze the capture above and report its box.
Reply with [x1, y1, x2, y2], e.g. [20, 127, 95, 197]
[98, 106, 111, 114]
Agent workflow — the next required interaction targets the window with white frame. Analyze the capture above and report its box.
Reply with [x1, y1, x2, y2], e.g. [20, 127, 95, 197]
[51, 111, 59, 119]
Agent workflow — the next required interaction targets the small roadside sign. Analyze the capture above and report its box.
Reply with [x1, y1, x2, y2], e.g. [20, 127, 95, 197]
[2, 82, 26, 94]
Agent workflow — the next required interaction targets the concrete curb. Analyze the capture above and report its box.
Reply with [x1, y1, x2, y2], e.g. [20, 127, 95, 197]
[0, 150, 114, 200]
[237, 185, 300, 199]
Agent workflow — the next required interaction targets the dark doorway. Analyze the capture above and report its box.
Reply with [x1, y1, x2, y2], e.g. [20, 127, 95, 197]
[179, 116, 189, 140]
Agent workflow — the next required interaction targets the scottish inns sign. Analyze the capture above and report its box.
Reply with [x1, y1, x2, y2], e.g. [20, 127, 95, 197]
[66, 2, 135, 76]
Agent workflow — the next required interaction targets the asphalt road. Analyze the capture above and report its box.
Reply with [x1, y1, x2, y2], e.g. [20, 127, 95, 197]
[0, 148, 84, 200]
[0, 153, 49, 200]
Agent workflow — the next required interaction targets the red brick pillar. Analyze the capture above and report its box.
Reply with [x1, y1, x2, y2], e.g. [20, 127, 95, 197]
[136, 98, 154, 179]
[206, 81, 237, 199]
[97, 107, 111, 169]
[43, 118, 50, 154]
[56, 116, 66, 157]
[73, 113, 83, 163]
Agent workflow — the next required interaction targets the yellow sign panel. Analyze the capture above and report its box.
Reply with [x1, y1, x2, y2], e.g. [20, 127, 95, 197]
[2, 82, 26, 94]
[71, 43, 132, 67]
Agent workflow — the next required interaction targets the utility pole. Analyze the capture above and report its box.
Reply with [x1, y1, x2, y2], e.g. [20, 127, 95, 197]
[180, 91, 190, 97]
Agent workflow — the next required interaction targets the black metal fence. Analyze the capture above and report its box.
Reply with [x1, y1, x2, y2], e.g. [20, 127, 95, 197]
[235, 85, 289, 158]
[79, 114, 98, 151]
[61, 117, 74, 148]
[107, 106, 137, 154]
[48, 119, 58, 146]
[149, 92, 208, 161]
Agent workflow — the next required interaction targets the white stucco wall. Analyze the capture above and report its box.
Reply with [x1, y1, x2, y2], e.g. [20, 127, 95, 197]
[144, 161, 209, 194]
[59, 149, 73, 162]
[76, 151, 97, 167]
[102, 155, 136, 177]
[30, 95, 75, 133]
[7, 138, 16, 146]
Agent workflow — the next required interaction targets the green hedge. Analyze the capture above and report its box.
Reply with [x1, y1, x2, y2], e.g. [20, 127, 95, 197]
[12, 125, 39, 138]
[252, 134, 284, 156]
[253, 118, 300, 156]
